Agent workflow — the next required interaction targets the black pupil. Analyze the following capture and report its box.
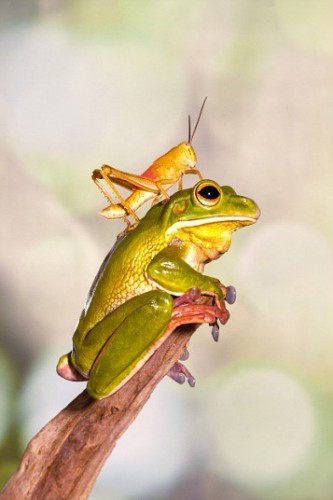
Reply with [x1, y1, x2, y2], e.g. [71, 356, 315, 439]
[198, 185, 220, 200]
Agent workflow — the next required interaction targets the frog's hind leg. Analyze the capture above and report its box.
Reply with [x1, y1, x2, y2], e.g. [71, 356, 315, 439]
[87, 291, 173, 399]
[87, 287, 231, 399]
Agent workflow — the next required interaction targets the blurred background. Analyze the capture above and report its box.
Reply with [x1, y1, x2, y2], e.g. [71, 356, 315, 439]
[1, 1, 332, 499]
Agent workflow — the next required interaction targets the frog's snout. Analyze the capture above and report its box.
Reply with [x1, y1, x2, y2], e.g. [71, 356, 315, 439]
[241, 196, 261, 221]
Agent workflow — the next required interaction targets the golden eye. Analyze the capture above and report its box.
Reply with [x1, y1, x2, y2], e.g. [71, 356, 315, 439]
[195, 181, 222, 206]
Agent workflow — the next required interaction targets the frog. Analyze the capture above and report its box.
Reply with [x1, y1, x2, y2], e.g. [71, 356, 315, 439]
[57, 179, 260, 399]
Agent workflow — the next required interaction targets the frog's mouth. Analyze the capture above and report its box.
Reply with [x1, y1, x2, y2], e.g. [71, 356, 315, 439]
[167, 215, 258, 235]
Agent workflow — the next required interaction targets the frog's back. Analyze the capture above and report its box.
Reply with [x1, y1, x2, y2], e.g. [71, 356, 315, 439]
[78, 212, 168, 335]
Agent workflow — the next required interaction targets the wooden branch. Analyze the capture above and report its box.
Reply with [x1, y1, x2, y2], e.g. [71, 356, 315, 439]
[0, 323, 200, 500]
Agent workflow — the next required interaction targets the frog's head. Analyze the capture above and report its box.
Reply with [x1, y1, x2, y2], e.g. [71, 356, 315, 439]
[164, 179, 260, 259]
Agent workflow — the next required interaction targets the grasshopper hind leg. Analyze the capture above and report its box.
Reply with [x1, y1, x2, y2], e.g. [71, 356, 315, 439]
[92, 168, 138, 227]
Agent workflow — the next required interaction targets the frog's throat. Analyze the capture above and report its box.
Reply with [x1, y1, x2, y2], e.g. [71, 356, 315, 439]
[165, 215, 257, 236]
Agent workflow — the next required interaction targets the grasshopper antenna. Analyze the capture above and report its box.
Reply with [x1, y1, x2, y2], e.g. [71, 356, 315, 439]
[188, 115, 192, 143]
[190, 96, 207, 143]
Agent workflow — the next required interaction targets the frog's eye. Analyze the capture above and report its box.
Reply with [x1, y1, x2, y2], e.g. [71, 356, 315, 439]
[195, 182, 222, 207]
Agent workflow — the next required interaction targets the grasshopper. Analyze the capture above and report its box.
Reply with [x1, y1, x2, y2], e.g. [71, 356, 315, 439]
[92, 98, 207, 227]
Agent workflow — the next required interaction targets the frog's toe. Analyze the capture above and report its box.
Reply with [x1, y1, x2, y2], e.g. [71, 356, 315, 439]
[173, 373, 186, 384]
[211, 321, 220, 342]
[188, 376, 196, 388]
[168, 361, 196, 388]
[180, 349, 190, 361]
[225, 285, 236, 305]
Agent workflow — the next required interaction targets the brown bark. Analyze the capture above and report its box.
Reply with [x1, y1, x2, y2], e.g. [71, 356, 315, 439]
[0, 323, 199, 500]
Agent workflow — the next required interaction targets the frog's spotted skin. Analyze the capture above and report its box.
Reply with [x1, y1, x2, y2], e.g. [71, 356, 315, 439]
[83, 225, 169, 330]
[57, 180, 260, 399]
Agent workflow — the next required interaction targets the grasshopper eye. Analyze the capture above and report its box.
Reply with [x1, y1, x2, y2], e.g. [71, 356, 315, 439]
[195, 181, 222, 207]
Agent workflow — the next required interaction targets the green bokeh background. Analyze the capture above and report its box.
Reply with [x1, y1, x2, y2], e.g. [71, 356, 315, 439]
[1, 1, 332, 499]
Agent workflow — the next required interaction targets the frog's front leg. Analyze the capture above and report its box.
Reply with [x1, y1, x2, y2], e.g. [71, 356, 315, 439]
[147, 246, 231, 319]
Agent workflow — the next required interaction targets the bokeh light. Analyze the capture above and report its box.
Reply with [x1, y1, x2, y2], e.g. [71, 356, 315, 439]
[0, 350, 15, 445]
[208, 367, 316, 484]
[1, 1, 332, 498]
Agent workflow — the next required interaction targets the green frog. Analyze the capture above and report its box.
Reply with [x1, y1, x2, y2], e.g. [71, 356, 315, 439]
[57, 179, 260, 399]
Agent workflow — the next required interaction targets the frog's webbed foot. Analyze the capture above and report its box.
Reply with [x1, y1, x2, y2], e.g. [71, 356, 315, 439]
[172, 287, 230, 326]
[168, 360, 195, 388]
[172, 287, 202, 308]
[171, 286, 235, 343]
[166, 287, 234, 389]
